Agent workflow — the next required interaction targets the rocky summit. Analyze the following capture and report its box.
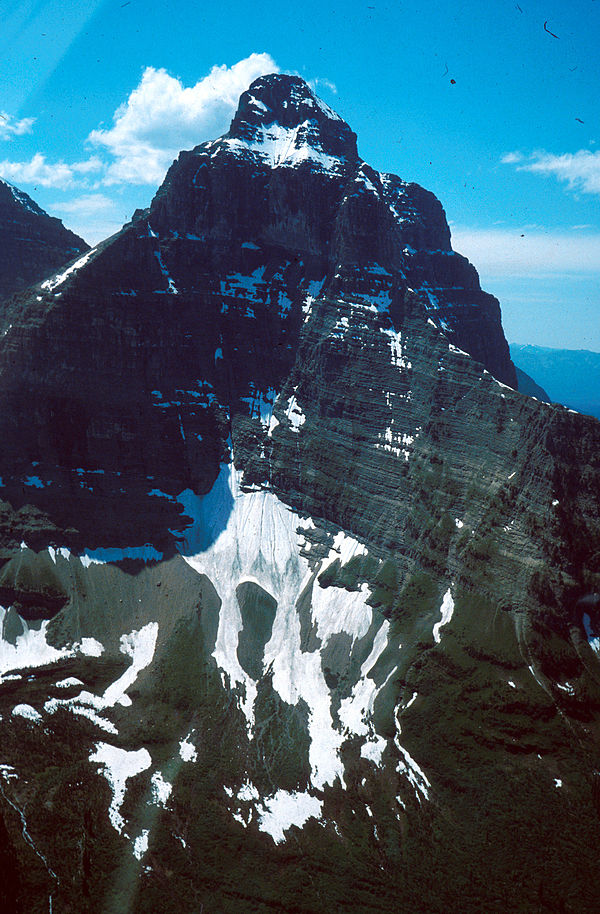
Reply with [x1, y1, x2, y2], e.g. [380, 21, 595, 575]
[0, 74, 599, 914]
[0, 178, 88, 303]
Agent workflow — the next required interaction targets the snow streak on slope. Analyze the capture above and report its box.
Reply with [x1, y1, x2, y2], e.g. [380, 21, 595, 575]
[177, 464, 394, 838]
[223, 124, 345, 173]
[0, 608, 71, 677]
[41, 249, 97, 291]
[90, 743, 152, 833]
[432, 589, 454, 643]
[44, 623, 159, 732]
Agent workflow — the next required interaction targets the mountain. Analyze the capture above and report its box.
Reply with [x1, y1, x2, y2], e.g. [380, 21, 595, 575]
[0, 178, 89, 302]
[511, 342, 600, 419]
[514, 365, 551, 403]
[0, 74, 599, 914]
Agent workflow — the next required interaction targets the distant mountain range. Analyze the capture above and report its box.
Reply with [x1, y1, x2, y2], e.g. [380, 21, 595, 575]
[511, 343, 600, 419]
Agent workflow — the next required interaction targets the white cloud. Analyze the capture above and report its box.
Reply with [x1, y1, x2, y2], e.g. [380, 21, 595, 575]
[48, 194, 127, 244]
[0, 153, 102, 189]
[50, 193, 117, 216]
[310, 77, 338, 94]
[500, 151, 523, 165]
[503, 148, 600, 196]
[88, 53, 278, 185]
[0, 112, 35, 139]
[451, 226, 600, 277]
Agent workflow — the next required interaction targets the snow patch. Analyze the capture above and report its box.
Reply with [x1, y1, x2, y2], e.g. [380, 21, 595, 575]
[224, 123, 345, 173]
[556, 681, 575, 696]
[90, 742, 152, 833]
[150, 771, 172, 807]
[339, 621, 390, 746]
[285, 396, 306, 431]
[78, 637, 104, 657]
[23, 476, 45, 488]
[360, 736, 388, 764]
[220, 267, 265, 304]
[179, 465, 384, 792]
[302, 277, 325, 322]
[395, 739, 431, 802]
[45, 624, 158, 732]
[237, 780, 260, 802]
[258, 790, 323, 844]
[12, 703, 42, 723]
[41, 248, 97, 291]
[241, 384, 277, 428]
[0, 608, 73, 677]
[380, 327, 411, 370]
[375, 426, 415, 461]
[133, 829, 149, 860]
[179, 734, 197, 763]
[80, 545, 162, 566]
[56, 677, 84, 689]
[432, 589, 454, 643]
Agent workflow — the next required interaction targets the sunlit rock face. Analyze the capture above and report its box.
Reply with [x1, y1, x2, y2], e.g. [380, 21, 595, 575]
[0, 75, 599, 914]
[0, 178, 88, 303]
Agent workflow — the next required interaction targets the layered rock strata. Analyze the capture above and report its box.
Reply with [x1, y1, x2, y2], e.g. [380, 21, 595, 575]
[0, 75, 598, 914]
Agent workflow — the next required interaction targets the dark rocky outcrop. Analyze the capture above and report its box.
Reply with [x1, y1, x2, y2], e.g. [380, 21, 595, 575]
[0, 178, 88, 303]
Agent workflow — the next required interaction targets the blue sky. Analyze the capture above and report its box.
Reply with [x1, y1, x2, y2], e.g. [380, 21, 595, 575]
[1, 0, 599, 349]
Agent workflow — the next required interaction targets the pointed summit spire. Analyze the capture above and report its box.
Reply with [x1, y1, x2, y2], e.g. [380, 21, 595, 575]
[227, 73, 359, 167]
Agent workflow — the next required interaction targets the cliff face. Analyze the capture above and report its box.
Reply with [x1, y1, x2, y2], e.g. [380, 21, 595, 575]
[0, 75, 599, 914]
[0, 75, 515, 547]
[0, 178, 88, 302]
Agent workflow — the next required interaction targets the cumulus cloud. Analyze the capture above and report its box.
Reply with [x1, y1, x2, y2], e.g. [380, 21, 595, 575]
[0, 112, 35, 140]
[88, 53, 278, 185]
[502, 149, 600, 196]
[0, 153, 103, 189]
[451, 225, 600, 277]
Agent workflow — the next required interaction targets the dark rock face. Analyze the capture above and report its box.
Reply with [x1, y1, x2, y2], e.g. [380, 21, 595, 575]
[0, 75, 514, 547]
[0, 74, 598, 914]
[0, 178, 88, 302]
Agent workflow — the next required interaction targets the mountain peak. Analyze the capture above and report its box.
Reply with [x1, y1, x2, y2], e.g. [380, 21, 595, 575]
[226, 73, 358, 167]
[231, 74, 343, 130]
[0, 176, 46, 218]
[0, 177, 89, 300]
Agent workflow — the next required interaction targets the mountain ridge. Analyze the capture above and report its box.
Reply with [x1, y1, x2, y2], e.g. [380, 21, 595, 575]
[0, 74, 598, 913]
[0, 177, 89, 303]
[510, 342, 600, 419]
